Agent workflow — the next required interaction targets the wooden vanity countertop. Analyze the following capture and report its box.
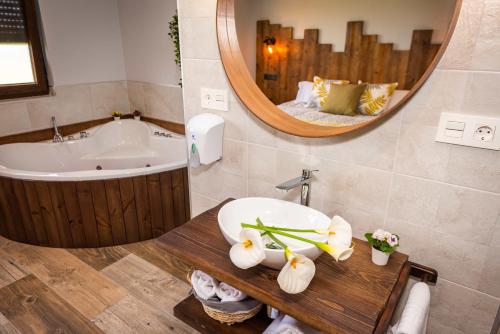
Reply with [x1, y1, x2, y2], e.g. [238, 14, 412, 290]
[157, 199, 410, 334]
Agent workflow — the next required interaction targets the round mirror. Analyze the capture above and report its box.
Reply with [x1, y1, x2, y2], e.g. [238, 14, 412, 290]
[217, 0, 462, 137]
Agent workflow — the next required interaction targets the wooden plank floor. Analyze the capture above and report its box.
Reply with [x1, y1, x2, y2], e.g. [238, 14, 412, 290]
[0, 237, 198, 334]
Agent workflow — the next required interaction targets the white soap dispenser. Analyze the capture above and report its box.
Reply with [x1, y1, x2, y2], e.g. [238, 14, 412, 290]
[187, 113, 225, 167]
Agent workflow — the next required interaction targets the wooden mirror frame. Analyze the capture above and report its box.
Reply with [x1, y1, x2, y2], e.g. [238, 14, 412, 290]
[216, 0, 462, 138]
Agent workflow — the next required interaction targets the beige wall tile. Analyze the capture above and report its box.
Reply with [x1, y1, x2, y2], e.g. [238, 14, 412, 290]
[435, 186, 500, 245]
[180, 18, 219, 60]
[387, 175, 441, 227]
[0, 102, 31, 136]
[27, 84, 94, 129]
[429, 279, 499, 334]
[190, 192, 220, 217]
[478, 246, 500, 298]
[461, 71, 500, 116]
[395, 124, 451, 181]
[309, 115, 400, 171]
[182, 59, 230, 100]
[445, 145, 500, 193]
[471, 0, 500, 71]
[143, 83, 184, 123]
[317, 159, 392, 216]
[90, 81, 130, 119]
[438, 0, 485, 70]
[127, 81, 146, 113]
[178, 0, 216, 18]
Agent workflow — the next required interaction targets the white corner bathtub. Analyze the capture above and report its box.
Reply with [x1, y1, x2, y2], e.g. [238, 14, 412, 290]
[0, 120, 187, 181]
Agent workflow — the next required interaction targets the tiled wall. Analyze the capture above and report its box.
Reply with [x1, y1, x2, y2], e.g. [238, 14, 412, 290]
[0, 82, 129, 137]
[178, 0, 500, 333]
[0, 81, 184, 137]
[128, 81, 184, 124]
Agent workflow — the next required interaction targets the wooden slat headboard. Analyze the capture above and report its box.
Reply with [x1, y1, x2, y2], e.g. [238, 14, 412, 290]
[256, 20, 441, 105]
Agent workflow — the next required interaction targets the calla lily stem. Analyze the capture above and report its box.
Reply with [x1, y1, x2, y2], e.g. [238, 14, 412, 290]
[241, 223, 325, 248]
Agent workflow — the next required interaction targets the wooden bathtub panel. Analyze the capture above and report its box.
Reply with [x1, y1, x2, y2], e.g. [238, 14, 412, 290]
[76, 182, 99, 247]
[90, 181, 113, 247]
[0, 178, 24, 241]
[160, 172, 176, 232]
[133, 176, 153, 240]
[119, 178, 140, 243]
[23, 181, 49, 246]
[60, 182, 86, 247]
[47, 183, 74, 248]
[146, 174, 164, 238]
[0, 168, 190, 248]
[11, 180, 38, 244]
[104, 180, 127, 245]
[34, 182, 61, 247]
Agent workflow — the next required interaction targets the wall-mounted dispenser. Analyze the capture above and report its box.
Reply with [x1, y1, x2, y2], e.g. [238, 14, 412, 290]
[187, 113, 225, 167]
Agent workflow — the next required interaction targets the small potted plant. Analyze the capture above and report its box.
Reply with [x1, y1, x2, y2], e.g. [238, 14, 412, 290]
[365, 229, 399, 266]
[133, 110, 141, 121]
[112, 111, 122, 121]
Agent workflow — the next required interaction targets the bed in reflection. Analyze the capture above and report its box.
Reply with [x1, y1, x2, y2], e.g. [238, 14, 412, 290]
[277, 88, 408, 127]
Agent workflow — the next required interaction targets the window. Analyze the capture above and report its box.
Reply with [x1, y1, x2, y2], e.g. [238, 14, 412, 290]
[0, 0, 48, 100]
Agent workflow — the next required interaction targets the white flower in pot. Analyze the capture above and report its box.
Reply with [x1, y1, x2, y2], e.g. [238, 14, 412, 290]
[365, 229, 399, 266]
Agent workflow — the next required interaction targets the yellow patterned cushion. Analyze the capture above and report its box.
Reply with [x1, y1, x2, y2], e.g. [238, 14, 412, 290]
[357, 82, 398, 116]
[306, 76, 350, 108]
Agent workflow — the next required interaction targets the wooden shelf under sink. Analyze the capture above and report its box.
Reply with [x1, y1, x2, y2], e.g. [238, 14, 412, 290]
[173, 294, 272, 334]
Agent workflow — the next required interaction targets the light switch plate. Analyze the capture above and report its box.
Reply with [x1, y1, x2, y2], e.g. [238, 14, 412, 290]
[200, 88, 228, 111]
[435, 112, 500, 150]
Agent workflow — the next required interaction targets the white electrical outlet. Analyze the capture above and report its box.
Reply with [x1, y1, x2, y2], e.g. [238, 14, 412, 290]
[200, 88, 228, 111]
[435, 113, 500, 150]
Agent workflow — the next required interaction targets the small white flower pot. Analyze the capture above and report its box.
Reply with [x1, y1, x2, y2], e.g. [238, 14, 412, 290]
[134, 116, 141, 121]
[113, 116, 120, 121]
[371, 247, 391, 266]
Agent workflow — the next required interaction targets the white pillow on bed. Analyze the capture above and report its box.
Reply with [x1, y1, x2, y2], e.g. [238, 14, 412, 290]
[295, 81, 314, 104]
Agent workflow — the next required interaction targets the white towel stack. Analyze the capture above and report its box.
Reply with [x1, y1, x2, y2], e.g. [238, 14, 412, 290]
[190, 270, 247, 302]
[263, 315, 320, 334]
[191, 270, 219, 300]
[216, 281, 248, 302]
[389, 282, 431, 334]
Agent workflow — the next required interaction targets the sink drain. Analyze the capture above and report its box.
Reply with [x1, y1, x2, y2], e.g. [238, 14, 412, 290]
[145, 164, 151, 167]
[96, 165, 102, 170]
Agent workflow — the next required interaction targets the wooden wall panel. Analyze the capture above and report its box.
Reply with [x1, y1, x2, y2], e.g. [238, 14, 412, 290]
[0, 168, 190, 248]
[256, 20, 442, 104]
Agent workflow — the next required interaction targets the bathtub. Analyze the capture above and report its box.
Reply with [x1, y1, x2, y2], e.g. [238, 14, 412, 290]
[0, 120, 190, 248]
[0, 119, 187, 181]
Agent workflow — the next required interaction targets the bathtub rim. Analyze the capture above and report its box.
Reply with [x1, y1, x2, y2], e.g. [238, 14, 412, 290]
[0, 160, 188, 182]
[0, 120, 188, 182]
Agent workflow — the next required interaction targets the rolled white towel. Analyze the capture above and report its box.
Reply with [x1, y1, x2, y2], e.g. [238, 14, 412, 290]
[391, 282, 430, 334]
[216, 282, 247, 302]
[276, 316, 321, 334]
[191, 270, 219, 300]
[263, 315, 320, 334]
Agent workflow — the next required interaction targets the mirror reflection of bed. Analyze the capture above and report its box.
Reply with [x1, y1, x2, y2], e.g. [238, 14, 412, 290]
[235, 0, 456, 128]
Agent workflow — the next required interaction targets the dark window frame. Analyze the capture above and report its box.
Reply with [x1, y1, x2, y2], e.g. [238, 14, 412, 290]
[0, 0, 49, 100]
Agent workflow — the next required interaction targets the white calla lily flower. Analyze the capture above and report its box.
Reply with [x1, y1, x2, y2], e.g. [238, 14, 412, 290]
[277, 249, 316, 294]
[327, 216, 354, 261]
[229, 229, 266, 269]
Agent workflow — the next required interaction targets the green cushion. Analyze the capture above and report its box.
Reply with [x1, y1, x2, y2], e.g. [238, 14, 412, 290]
[320, 83, 367, 116]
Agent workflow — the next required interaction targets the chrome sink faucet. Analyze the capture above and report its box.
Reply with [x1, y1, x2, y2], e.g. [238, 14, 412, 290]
[51, 116, 64, 143]
[276, 169, 318, 206]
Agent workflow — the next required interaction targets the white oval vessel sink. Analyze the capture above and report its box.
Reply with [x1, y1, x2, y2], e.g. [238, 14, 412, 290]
[218, 197, 330, 269]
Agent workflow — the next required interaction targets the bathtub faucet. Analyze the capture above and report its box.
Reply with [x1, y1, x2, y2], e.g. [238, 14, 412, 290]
[51, 116, 64, 143]
[276, 169, 318, 206]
